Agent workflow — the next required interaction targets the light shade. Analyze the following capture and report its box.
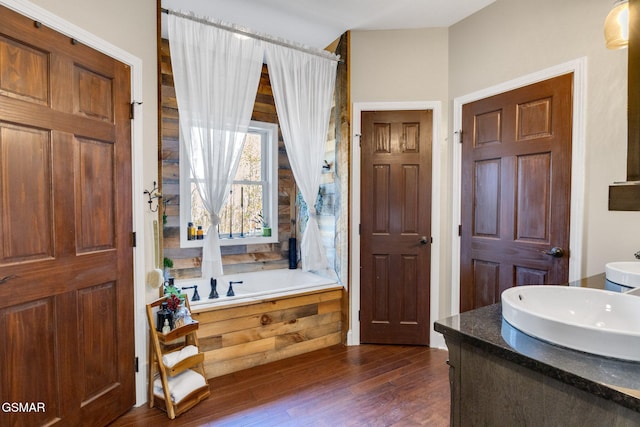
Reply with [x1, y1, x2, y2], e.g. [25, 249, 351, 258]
[604, 0, 629, 50]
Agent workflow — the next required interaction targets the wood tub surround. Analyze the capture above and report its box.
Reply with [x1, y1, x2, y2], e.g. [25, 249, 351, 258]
[435, 274, 640, 426]
[190, 287, 343, 379]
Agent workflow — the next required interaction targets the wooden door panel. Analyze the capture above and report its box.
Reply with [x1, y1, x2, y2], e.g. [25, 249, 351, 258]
[0, 299, 60, 426]
[472, 260, 500, 308]
[517, 97, 552, 140]
[77, 137, 115, 252]
[474, 159, 500, 237]
[0, 5, 134, 425]
[79, 282, 118, 400]
[515, 266, 548, 285]
[516, 153, 551, 241]
[373, 165, 390, 233]
[461, 74, 572, 313]
[0, 123, 53, 263]
[372, 255, 390, 322]
[0, 35, 49, 105]
[401, 165, 419, 233]
[399, 254, 419, 323]
[74, 65, 114, 122]
[361, 110, 432, 345]
[475, 109, 502, 145]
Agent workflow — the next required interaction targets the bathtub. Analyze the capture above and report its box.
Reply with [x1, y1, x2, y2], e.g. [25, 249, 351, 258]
[175, 268, 340, 310]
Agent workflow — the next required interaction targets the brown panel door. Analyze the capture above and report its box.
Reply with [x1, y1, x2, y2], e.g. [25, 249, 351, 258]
[360, 110, 432, 345]
[0, 6, 134, 426]
[460, 73, 573, 312]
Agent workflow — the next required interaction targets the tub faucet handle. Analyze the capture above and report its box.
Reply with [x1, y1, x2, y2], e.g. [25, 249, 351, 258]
[635, 250, 640, 260]
[227, 280, 243, 297]
[181, 285, 201, 301]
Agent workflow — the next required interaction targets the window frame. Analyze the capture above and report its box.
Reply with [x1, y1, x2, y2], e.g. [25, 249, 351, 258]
[179, 120, 279, 248]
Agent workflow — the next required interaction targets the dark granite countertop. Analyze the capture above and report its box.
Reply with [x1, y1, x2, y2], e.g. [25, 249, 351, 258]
[434, 274, 640, 413]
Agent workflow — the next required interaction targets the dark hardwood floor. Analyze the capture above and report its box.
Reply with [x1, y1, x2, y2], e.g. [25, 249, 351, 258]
[110, 344, 450, 426]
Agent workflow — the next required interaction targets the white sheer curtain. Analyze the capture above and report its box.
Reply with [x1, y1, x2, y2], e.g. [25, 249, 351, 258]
[168, 13, 264, 280]
[265, 44, 338, 273]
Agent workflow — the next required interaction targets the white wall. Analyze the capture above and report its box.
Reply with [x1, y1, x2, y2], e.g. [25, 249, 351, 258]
[351, 0, 640, 320]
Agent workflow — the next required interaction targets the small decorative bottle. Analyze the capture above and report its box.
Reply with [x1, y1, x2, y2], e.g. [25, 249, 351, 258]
[187, 222, 195, 240]
[161, 319, 171, 334]
[173, 297, 187, 329]
[197, 225, 204, 240]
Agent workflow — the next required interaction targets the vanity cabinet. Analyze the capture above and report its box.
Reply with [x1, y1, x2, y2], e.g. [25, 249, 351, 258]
[435, 277, 640, 427]
[442, 331, 640, 426]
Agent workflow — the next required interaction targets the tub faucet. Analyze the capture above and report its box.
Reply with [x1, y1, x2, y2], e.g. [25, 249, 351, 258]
[635, 250, 640, 260]
[227, 281, 243, 297]
[181, 285, 200, 301]
[209, 278, 219, 299]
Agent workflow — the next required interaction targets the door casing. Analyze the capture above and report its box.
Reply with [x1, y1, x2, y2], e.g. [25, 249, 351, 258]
[350, 101, 443, 348]
[0, 0, 147, 405]
[451, 58, 587, 316]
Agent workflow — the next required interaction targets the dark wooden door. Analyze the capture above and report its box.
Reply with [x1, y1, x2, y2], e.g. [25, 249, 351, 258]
[0, 6, 134, 426]
[360, 110, 432, 345]
[460, 73, 573, 312]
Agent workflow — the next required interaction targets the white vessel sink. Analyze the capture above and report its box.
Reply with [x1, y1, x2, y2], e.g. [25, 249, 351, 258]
[502, 285, 640, 361]
[605, 261, 640, 288]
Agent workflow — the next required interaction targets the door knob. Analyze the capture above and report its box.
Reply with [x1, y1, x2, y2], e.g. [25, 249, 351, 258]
[541, 247, 564, 258]
[419, 236, 429, 245]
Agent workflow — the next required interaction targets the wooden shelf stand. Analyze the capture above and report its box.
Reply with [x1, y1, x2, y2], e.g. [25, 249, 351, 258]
[145, 296, 210, 419]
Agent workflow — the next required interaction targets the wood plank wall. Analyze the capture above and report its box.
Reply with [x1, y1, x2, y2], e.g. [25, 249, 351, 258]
[159, 36, 349, 281]
[160, 39, 295, 278]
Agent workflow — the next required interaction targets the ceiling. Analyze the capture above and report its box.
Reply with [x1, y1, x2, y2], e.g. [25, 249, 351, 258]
[161, 0, 496, 49]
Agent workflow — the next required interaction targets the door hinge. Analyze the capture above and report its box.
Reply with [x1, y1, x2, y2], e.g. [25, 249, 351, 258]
[131, 231, 137, 247]
[358, 310, 360, 321]
[458, 225, 462, 236]
[135, 356, 139, 373]
[456, 129, 463, 143]
[130, 101, 142, 119]
[359, 224, 361, 235]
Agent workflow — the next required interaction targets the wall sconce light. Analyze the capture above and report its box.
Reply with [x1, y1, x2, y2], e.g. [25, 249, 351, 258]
[605, 0, 629, 49]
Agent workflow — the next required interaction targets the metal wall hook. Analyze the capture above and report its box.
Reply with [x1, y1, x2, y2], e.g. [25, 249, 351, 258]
[144, 181, 162, 212]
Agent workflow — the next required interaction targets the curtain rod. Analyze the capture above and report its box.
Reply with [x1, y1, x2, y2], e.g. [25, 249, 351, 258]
[161, 8, 340, 62]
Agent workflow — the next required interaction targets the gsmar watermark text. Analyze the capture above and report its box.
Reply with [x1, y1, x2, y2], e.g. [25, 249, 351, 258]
[2, 402, 46, 413]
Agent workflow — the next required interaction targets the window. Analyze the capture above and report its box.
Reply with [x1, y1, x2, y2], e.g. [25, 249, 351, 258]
[180, 120, 279, 247]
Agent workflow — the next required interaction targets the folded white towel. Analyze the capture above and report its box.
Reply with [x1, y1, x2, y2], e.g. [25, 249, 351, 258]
[162, 345, 199, 368]
[154, 369, 207, 403]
